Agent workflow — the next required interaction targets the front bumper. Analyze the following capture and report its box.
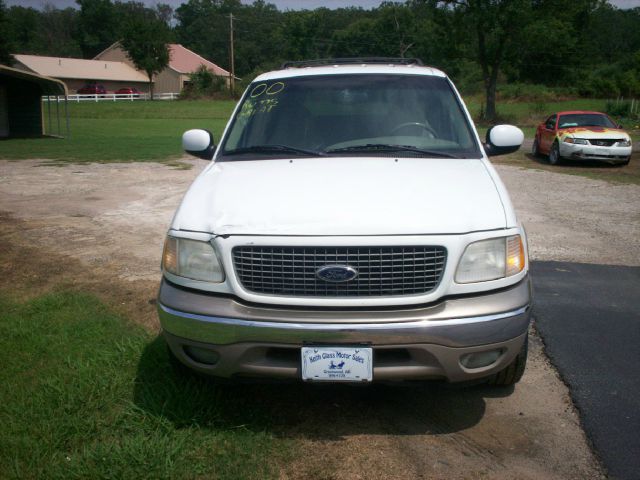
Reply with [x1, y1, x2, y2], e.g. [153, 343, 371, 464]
[158, 276, 532, 382]
[559, 143, 631, 162]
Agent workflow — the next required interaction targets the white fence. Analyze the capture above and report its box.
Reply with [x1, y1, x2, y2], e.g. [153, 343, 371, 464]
[43, 92, 180, 102]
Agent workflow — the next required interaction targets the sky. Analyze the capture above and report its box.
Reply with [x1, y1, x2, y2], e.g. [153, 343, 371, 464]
[6, 0, 640, 11]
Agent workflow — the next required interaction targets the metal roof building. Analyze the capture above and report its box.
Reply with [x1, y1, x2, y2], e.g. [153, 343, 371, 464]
[0, 64, 68, 138]
[12, 54, 150, 94]
[94, 43, 235, 94]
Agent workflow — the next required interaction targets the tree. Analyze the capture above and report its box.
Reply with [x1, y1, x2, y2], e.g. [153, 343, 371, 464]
[120, 13, 171, 99]
[38, 4, 82, 57]
[75, 0, 117, 58]
[441, 0, 530, 121]
[4, 5, 40, 55]
[0, 0, 13, 65]
[155, 3, 174, 26]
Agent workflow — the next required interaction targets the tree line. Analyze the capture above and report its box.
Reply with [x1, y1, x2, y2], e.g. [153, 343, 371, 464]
[1, 0, 639, 118]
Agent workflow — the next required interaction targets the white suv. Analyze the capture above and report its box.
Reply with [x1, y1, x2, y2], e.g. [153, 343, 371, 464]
[159, 58, 530, 386]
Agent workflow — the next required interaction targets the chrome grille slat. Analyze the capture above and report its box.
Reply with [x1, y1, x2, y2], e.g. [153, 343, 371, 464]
[233, 246, 447, 297]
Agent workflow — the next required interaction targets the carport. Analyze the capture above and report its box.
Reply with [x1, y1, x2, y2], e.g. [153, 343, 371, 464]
[0, 65, 68, 138]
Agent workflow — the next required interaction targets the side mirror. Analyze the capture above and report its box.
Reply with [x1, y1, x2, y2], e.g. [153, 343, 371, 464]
[484, 125, 524, 157]
[618, 124, 623, 129]
[182, 129, 215, 160]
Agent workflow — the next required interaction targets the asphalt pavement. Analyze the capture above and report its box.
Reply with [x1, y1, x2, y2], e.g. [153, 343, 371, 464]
[531, 261, 640, 480]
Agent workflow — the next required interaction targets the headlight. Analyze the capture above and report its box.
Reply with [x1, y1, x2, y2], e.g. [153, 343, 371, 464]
[162, 236, 225, 283]
[618, 139, 631, 147]
[455, 235, 525, 284]
[564, 137, 588, 145]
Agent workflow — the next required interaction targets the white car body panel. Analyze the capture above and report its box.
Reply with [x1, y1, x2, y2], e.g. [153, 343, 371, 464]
[171, 157, 507, 236]
[559, 142, 632, 159]
[168, 64, 527, 307]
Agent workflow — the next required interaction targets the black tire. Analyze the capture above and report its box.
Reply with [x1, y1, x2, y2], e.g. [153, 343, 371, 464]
[548, 141, 561, 165]
[621, 157, 630, 166]
[531, 137, 540, 157]
[488, 335, 528, 386]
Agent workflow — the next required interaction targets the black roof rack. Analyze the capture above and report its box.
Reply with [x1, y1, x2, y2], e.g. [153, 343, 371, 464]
[280, 57, 424, 69]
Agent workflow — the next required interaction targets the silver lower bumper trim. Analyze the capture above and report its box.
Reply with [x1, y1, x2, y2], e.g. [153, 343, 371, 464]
[158, 278, 531, 381]
[159, 303, 529, 346]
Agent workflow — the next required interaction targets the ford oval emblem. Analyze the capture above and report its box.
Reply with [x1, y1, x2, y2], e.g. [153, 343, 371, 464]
[316, 265, 358, 283]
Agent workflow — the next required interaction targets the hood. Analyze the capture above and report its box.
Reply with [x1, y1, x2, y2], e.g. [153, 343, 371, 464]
[171, 157, 507, 236]
[560, 127, 629, 139]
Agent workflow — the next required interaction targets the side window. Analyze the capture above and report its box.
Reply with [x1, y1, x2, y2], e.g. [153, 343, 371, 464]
[545, 115, 557, 130]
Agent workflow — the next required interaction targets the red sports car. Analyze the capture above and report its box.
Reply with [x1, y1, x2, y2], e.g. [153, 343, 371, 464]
[115, 87, 141, 95]
[77, 84, 106, 95]
[532, 111, 631, 165]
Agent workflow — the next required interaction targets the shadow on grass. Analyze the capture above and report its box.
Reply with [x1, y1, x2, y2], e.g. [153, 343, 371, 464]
[134, 335, 514, 440]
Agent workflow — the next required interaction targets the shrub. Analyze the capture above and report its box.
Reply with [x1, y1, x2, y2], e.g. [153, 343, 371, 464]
[606, 99, 640, 120]
[181, 65, 229, 99]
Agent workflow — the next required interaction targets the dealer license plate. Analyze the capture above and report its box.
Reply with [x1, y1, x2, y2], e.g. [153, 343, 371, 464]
[301, 346, 373, 382]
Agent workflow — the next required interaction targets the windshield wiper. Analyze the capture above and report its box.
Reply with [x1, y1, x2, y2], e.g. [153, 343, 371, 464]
[224, 144, 325, 157]
[325, 143, 458, 158]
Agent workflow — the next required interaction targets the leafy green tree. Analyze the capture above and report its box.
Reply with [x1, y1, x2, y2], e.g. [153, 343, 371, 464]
[4, 5, 40, 55]
[175, 0, 241, 76]
[75, 0, 117, 58]
[155, 3, 174, 26]
[120, 12, 171, 99]
[0, 0, 12, 65]
[441, 0, 531, 121]
[38, 4, 83, 57]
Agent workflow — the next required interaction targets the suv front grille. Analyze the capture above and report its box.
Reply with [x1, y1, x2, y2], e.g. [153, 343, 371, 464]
[232, 246, 447, 297]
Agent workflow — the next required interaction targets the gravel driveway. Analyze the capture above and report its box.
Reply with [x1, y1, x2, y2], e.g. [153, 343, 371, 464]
[3, 158, 638, 479]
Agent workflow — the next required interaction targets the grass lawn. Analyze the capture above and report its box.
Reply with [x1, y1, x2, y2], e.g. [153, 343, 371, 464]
[0, 291, 290, 479]
[0, 100, 236, 163]
[0, 96, 637, 167]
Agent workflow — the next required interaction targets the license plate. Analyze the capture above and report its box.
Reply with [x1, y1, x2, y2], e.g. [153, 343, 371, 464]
[301, 346, 373, 382]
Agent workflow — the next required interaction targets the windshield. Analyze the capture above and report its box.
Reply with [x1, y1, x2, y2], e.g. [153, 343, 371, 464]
[558, 113, 617, 129]
[220, 74, 481, 160]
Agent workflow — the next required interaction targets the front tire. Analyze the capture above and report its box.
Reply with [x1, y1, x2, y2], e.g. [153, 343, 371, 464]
[531, 137, 540, 157]
[549, 141, 561, 165]
[488, 335, 528, 386]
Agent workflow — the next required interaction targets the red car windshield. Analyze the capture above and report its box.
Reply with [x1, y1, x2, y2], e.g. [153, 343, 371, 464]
[558, 114, 617, 129]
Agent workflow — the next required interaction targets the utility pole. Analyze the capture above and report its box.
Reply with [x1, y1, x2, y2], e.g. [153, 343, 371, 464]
[228, 13, 235, 95]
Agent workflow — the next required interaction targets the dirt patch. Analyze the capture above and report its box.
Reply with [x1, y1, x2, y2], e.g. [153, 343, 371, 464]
[278, 330, 602, 479]
[0, 158, 621, 479]
[0, 212, 159, 328]
[495, 163, 640, 266]
[492, 147, 640, 186]
[0, 158, 206, 328]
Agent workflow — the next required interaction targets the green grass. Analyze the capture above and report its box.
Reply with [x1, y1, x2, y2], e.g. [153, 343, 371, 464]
[0, 97, 637, 163]
[465, 97, 612, 126]
[0, 291, 290, 479]
[0, 100, 236, 163]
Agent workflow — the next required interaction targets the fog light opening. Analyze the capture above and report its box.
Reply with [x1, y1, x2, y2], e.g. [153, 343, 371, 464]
[460, 349, 503, 369]
[184, 346, 220, 365]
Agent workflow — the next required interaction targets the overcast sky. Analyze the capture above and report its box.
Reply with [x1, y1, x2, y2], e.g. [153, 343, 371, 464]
[7, 0, 640, 10]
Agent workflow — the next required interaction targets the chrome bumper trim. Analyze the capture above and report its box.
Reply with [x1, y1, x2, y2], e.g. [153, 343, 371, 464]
[158, 303, 530, 348]
[160, 303, 527, 330]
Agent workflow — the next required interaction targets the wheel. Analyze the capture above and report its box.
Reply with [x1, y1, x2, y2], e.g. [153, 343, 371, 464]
[488, 335, 528, 386]
[531, 137, 540, 157]
[390, 122, 437, 138]
[620, 157, 630, 166]
[548, 141, 561, 165]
